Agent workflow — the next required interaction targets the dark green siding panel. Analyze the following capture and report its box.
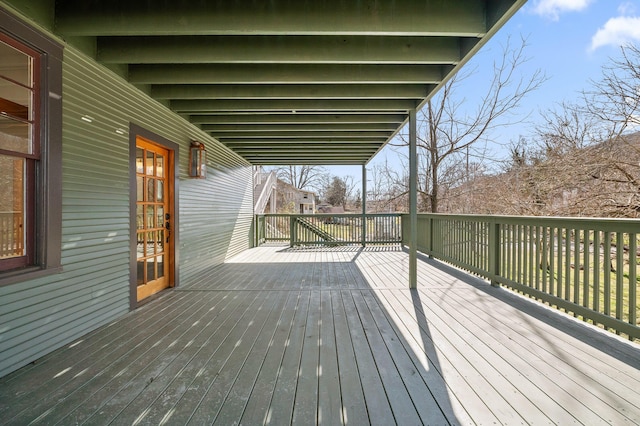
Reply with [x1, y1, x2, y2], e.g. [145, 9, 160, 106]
[0, 41, 253, 377]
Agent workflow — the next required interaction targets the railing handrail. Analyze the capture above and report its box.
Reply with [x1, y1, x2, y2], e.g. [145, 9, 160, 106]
[263, 212, 402, 218]
[400, 212, 640, 231]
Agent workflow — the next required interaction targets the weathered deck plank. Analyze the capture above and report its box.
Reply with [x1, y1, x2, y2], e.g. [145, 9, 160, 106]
[2, 245, 639, 425]
[238, 291, 301, 425]
[264, 290, 310, 425]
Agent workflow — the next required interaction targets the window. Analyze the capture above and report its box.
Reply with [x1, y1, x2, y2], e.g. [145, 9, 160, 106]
[0, 9, 62, 282]
[0, 36, 38, 270]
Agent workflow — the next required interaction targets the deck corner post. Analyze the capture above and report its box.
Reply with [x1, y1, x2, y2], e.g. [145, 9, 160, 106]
[409, 108, 418, 289]
[289, 215, 295, 248]
[254, 214, 258, 248]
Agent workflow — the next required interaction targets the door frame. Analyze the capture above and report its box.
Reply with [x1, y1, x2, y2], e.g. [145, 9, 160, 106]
[129, 123, 180, 310]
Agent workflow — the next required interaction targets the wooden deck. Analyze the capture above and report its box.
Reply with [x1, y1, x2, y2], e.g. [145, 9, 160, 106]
[1, 245, 639, 425]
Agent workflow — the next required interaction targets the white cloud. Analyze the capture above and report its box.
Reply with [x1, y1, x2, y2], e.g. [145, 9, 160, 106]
[590, 16, 640, 50]
[531, 0, 593, 20]
[618, 2, 638, 16]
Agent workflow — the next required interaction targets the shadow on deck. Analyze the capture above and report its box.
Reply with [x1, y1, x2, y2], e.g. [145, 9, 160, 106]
[1, 245, 639, 425]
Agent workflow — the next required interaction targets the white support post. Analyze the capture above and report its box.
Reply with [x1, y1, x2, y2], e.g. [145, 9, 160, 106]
[409, 108, 418, 289]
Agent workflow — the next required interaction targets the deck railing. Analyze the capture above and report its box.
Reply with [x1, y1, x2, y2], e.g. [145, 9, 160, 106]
[0, 211, 23, 258]
[402, 213, 640, 340]
[254, 212, 639, 338]
[255, 213, 402, 246]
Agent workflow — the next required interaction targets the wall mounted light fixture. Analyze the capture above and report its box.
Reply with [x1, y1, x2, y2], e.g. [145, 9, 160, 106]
[189, 140, 206, 178]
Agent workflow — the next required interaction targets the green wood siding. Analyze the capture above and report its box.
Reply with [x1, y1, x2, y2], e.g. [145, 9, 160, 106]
[0, 42, 253, 377]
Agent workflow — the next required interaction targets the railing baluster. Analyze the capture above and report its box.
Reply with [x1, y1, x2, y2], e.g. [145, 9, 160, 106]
[583, 229, 590, 310]
[540, 226, 547, 293]
[616, 232, 624, 324]
[548, 227, 555, 296]
[593, 230, 600, 315]
[565, 228, 571, 303]
[628, 233, 637, 332]
[604, 231, 612, 318]
[574, 228, 580, 313]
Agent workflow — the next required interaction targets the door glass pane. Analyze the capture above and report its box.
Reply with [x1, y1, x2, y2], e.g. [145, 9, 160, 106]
[0, 155, 24, 258]
[146, 231, 155, 255]
[136, 148, 144, 173]
[145, 206, 154, 229]
[157, 255, 165, 279]
[157, 179, 164, 202]
[157, 206, 164, 230]
[136, 176, 144, 202]
[136, 205, 144, 229]
[157, 230, 164, 254]
[147, 178, 156, 202]
[137, 260, 145, 285]
[147, 258, 156, 281]
[136, 232, 144, 259]
[155, 154, 164, 177]
[146, 151, 154, 175]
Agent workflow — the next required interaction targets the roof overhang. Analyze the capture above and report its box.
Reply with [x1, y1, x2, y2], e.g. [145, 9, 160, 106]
[51, 0, 526, 165]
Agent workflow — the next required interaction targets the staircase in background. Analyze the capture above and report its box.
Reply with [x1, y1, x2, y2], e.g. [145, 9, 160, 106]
[295, 217, 337, 244]
[254, 169, 277, 214]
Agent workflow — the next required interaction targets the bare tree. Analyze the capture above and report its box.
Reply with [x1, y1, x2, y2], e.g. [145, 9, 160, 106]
[341, 175, 359, 209]
[272, 165, 328, 190]
[391, 35, 546, 212]
[367, 162, 408, 212]
[531, 43, 640, 217]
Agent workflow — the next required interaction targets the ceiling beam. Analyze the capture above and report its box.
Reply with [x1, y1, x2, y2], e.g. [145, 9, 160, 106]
[200, 123, 400, 132]
[151, 84, 431, 100]
[97, 35, 465, 64]
[230, 148, 380, 154]
[240, 153, 374, 159]
[212, 131, 392, 139]
[222, 139, 388, 146]
[128, 64, 444, 85]
[56, 0, 488, 36]
[170, 99, 417, 113]
[190, 114, 407, 125]
[246, 159, 368, 165]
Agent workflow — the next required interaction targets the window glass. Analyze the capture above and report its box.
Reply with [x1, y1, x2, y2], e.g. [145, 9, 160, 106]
[0, 41, 32, 87]
[0, 40, 33, 156]
[0, 154, 24, 259]
[0, 114, 31, 154]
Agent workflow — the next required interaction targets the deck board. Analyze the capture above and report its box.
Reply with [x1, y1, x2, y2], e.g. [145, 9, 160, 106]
[2, 245, 640, 425]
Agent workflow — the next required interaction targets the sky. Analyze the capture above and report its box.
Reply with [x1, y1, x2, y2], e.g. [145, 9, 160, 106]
[329, 0, 640, 185]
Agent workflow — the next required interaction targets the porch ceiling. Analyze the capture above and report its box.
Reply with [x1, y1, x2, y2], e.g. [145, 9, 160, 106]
[54, 0, 526, 165]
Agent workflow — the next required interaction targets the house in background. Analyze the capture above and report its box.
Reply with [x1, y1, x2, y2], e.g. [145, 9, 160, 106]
[0, 0, 526, 378]
[274, 180, 317, 214]
[253, 167, 316, 215]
